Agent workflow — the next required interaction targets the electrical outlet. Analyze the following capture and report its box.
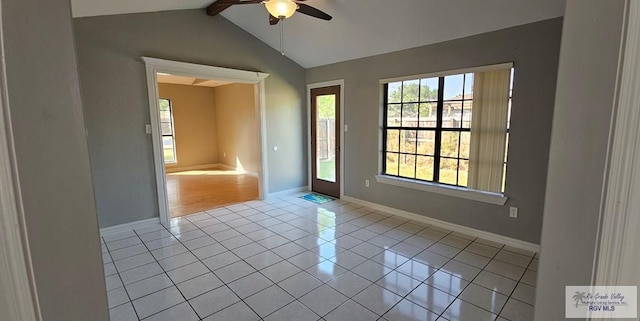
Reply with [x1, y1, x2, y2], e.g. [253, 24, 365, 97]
[223, 152, 226, 157]
[365, 179, 370, 188]
[509, 207, 519, 218]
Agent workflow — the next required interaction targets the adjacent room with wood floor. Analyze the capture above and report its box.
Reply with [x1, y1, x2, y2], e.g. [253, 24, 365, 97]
[157, 74, 260, 217]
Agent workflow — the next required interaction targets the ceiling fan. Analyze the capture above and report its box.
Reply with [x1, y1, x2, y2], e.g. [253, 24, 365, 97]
[206, 0, 332, 25]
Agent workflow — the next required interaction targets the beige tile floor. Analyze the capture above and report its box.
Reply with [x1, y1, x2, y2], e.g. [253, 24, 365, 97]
[102, 193, 538, 321]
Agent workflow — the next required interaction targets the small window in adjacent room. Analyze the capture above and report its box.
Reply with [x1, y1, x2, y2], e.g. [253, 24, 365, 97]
[381, 65, 513, 194]
[159, 98, 177, 163]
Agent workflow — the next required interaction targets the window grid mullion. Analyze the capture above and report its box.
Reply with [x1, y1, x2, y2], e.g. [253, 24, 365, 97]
[382, 84, 389, 175]
[414, 82, 421, 178]
[433, 77, 445, 182]
[397, 83, 402, 176]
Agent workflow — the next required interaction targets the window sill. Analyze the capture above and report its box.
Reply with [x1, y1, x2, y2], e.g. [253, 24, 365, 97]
[374, 175, 508, 206]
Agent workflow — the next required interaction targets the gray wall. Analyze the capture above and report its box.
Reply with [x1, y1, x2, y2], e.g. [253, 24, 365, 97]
[535, 1, 626, 319]
[74, 10, 307, 227]
[1, 0, 108, 319]
[306, 18, 563, 244]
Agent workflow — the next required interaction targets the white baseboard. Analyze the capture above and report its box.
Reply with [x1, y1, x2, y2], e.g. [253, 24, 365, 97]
[243, 171, 259, 178]
[267, 186, 310, 199]
[100, 217, 160, 237]
[214, 163, 259, 177]
[165, 163, 259, 178]
[214, 163, 236, 171]
[165, 163, 218, 173]
[342, 195, 541, 253]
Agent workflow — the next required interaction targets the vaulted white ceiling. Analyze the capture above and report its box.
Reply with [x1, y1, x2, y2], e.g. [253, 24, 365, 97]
[71, 0, 565, 68]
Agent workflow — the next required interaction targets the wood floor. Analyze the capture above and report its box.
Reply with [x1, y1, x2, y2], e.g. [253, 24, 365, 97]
[166, 166, 259, 218]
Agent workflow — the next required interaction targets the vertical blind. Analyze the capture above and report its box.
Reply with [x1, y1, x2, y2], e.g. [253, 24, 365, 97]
[467, 68, 511, 193]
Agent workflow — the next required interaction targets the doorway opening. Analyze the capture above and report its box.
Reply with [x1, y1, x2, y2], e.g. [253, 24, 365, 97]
[157, 74, 260, 217]
[143, 57, 269, 225]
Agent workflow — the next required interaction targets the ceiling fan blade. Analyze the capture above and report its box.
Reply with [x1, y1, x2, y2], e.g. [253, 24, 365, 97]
[296, 3, 332, 20]
[269, 14, 280, 25]
[206, 0, 261, 16]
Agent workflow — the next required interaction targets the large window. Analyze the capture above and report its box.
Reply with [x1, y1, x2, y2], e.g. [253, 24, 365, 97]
[159, 98, 177, 163]
[382, 66, 513, 194]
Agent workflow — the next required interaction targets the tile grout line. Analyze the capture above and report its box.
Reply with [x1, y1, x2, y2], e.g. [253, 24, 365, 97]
[196, 198, 387, 320]
[163, 199, 325, 320]
[429, 234, 506, 320]
[104, 197, 341, 320]
[103, 236, 143, 321]
[269, 211, 455, 319]
[365, 230, 470, 320]
[105, 196, 537, 321]
[494, 254, 537, 320]
[131, 228, 205, 321]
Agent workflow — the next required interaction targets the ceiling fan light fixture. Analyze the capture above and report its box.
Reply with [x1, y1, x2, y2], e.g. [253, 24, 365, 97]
[264, 0, 297, 19]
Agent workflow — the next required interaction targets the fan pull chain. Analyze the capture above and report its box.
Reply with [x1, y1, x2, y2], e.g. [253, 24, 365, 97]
[279, 20, 285, 55]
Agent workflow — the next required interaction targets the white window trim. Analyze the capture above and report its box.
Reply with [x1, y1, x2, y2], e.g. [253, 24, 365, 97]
[380, 62, 513, 84]
[377, 63, 514, 206]
[375, 174, 508, 205]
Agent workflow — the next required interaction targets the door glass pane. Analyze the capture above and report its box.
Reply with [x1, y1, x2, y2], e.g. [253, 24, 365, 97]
[316, 94, 336, 182]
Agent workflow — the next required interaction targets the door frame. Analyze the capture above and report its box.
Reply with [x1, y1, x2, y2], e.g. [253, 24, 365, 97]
[307, 80, 345, 198]
[592, 0, 640, 309]
[142, 57, 269, 226]
[0, 2, 40, 317]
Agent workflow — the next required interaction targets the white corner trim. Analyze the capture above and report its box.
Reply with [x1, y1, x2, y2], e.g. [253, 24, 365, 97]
[342, 195, 540, 253]
[99, 218, 161, 237]
[375, 175, 508, 206]
[593, 0, 640, 293]
[267, 186, 310, 199]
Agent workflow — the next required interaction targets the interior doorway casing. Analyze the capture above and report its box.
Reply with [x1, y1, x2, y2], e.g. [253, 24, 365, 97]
[142, 57, 269, 226]
[307, 80, 345, 198]
[592, 0, 640, 312]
